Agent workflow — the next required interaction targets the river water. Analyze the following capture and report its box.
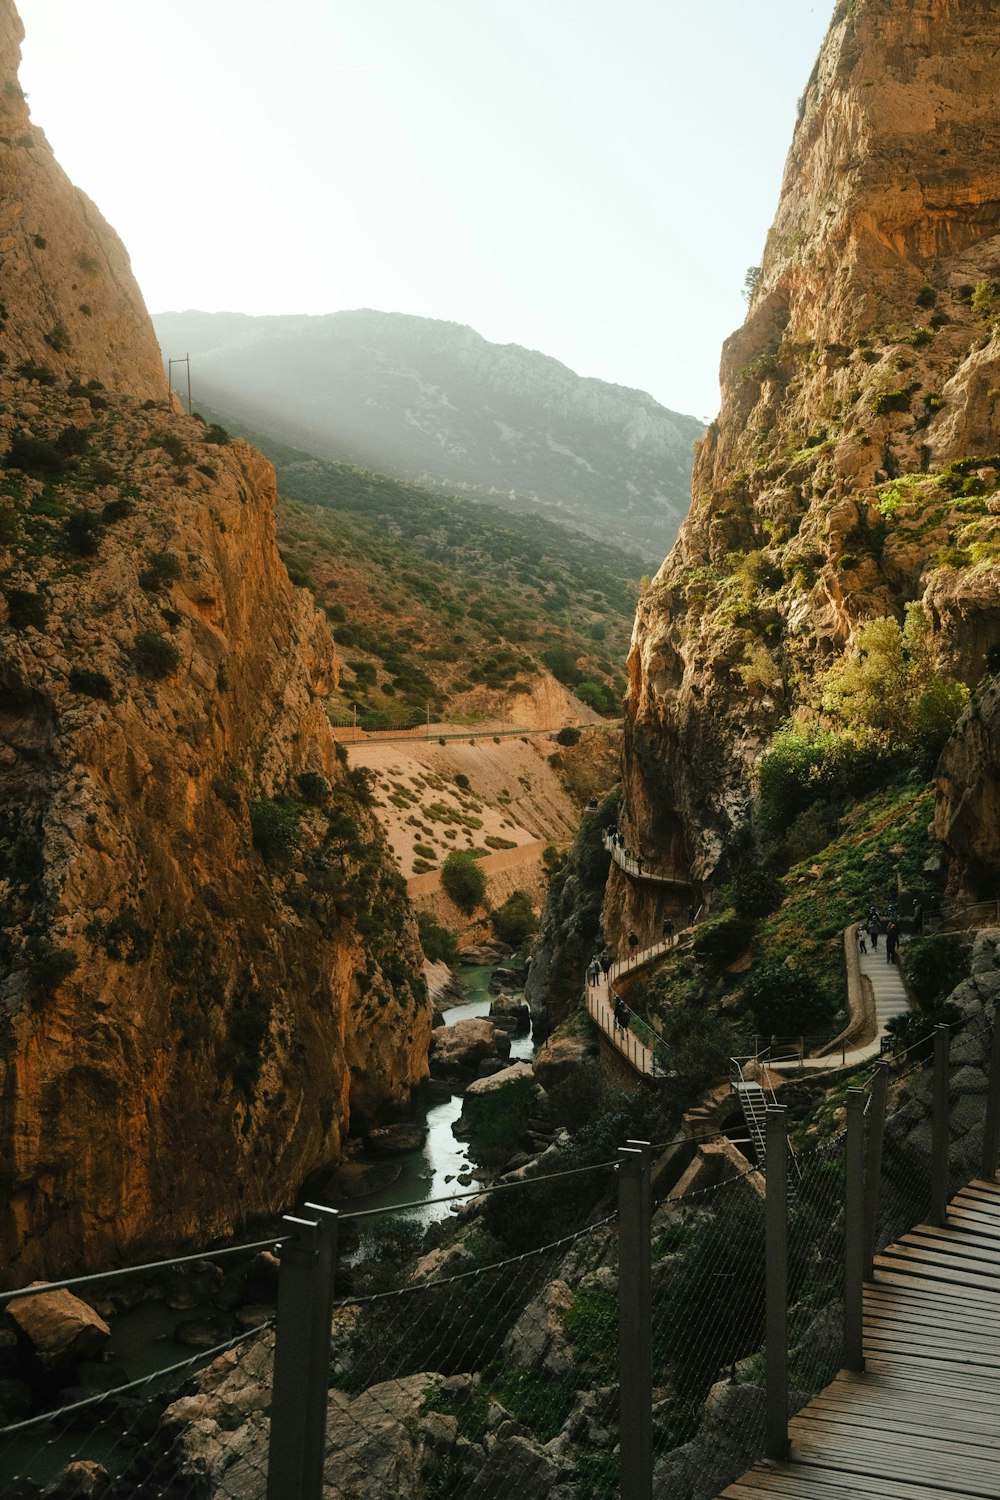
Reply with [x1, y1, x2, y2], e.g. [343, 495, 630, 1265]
[343, 963, 534, 1245]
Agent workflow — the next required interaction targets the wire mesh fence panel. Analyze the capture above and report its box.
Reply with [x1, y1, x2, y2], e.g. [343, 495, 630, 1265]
[647, 1168, 768, 1500]
[323, 1215, 620, 1499]
[0, 1320, 273, 1500]
[787, 1133, 845, 1406]
[876, 1008, 995, 1253]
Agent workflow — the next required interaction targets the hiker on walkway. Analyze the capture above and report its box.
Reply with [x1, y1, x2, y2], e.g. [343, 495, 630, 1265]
[627, 929, 639, 957]
[858, 923, 867, 956]
[868, 913, 881, 950]
[588, 958, 601, 987]
[662, 914, 674, 943]
[886, 920, 901, 964]
[636, 854, 643, 875]
[614, 995, 629, 1033]
[601, 952, 612, 979]
[912, 898, 924, 936]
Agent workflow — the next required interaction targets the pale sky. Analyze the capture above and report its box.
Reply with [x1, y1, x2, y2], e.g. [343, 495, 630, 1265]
[17, 1, 833, 420]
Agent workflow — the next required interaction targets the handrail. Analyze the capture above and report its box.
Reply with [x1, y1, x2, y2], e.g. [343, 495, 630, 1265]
[601, 830, 691, 889]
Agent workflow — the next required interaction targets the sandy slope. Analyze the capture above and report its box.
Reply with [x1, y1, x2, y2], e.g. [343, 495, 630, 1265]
[346, 733, 582, 934]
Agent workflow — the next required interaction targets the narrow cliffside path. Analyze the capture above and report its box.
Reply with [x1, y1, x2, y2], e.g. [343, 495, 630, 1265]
[584, 936, 678, 1077]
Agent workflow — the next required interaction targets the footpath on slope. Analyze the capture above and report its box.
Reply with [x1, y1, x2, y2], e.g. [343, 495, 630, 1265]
[583, 937, 678, 1077]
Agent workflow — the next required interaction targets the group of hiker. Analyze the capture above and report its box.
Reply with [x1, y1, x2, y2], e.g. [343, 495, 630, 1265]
[857, 897, 924, 964]
[606, 829, 646, 877]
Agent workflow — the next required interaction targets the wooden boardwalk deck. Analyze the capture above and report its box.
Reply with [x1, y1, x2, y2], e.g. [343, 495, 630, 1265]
[720, 1176, 1000, 1499]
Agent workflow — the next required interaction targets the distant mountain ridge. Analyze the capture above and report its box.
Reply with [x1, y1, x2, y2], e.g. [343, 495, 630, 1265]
[152, 308, 703, 562]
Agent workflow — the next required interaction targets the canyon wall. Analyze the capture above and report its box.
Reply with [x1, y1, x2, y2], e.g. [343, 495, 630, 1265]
[0, 0, 430, 1279]
[611, 0, 1000, 931]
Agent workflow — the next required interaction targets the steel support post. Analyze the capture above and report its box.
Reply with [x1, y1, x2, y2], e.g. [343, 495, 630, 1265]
[618, 1144, 652, 1500]
[931, 1025, 951, 1226]
[862, 1061, 889, 1278]
[982, 1005, 1000, 1181]
[266, 1206, 339, 1500]
[845, 1088, 866, 1372]
[765, 1107, 789, 1460]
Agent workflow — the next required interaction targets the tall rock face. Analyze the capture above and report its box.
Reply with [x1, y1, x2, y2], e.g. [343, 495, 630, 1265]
[613, 0, 1000, 925]
[0, 1, 430, 1279]
[0, 4, 163, 400]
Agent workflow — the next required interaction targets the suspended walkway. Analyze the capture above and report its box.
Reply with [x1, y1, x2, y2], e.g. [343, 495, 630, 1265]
[602, 831, 691, 889]
[583, 936, 676, 1078]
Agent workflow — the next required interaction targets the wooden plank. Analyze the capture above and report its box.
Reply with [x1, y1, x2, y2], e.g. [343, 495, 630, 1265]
[792, 1403, 1000, 1451]
[721, 1461, 971, 1500]
[789, 1410, 1000, 1467]
[900, 1228, 1000, 1266]
[873, 1241, 1000, 1283]
[872, 1257, 1000, 1300]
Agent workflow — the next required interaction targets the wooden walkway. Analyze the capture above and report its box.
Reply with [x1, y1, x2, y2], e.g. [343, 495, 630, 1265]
[584, 937, 676, 1077]
[720, 1176, 1000, 1499]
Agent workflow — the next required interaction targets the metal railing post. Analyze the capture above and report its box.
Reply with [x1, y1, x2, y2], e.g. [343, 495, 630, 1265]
[931, 1024, 951, 1225]
[267, 1207, 339, 1500]
[845, 1088, 866, 1372]
[618, 1144, 652, 1500]
[862, 1061, 889, 1277]
[982, 1004, 1000, 1181]
[765, 1107, 788, 1460]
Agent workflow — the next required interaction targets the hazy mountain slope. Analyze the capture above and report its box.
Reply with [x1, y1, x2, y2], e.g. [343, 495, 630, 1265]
[152, 308, 703, 563]
[203, 416, 638, 723]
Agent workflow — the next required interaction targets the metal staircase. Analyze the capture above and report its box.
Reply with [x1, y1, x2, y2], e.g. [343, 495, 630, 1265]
[731, 1053, 800, 1192]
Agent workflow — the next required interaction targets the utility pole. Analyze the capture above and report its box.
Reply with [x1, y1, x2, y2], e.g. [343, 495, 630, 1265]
[167, 353, 192, 415]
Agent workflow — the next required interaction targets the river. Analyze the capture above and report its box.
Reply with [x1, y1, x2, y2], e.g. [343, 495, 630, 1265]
[343, 963, 534, 1249]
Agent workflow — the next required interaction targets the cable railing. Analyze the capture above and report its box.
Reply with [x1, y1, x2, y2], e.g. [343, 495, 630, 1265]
[2, 994, 999, 1498]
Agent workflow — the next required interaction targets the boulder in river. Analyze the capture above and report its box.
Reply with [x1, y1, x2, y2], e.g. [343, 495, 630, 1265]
[488, 967, 524, 994]
[489, 997, 531, 1034]
[41, 1460, 110, 1498]
[532, 1031, 595, 1091]
[7, 1285, 110, 1377]
[363, 1124, 428, 1156]
[430, 1019, 510, 1081]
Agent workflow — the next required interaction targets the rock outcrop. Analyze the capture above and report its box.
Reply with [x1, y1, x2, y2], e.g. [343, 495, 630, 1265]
[615, 0, 1000, 923]
[0, 0, 431, 1279]
[0, 4, 163, 400]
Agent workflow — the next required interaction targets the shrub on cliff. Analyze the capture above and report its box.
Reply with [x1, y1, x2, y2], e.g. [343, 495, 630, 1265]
[692, 912, 754, 968]
[250, 798, 303, 866]
[491, 890, 537, 948]
[4, 588, 47, 630]
[63, 509, 103, 557]
[556, 726, 581, 747]
[68, 666, 113, 701]
[139, 551, 182, 591]
[441, 850, 487, 914]
[133, 630, 180, 679]
[740, 960, 832, 1036]
[417, 911, 458, 965]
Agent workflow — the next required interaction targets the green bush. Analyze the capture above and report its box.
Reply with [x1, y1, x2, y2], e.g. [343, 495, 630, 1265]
[692, 912, 754, 967]
[250, 798, 302, 866]
[203, 423, 231, 446]
[102, 496, 135, 523]
[575, 679, 616, 712]
[556, 726, 581, 747]
[454, 771, 471, 789]
[0, 503, 19, 543]
[441, 850, 487, 914]
[491, 890, 537, 948]
[5, 435, 67, 475]
[4, 588, 46, 630]
[417, 910, 458, 965]
[64, 509, 103, 556]
[133, 630, 180, 679]
[68, 666, 113, 701]
[902, 934, 971, 1009]
[139, 551, 182, 591]
[741, 960, 833, 1035]
[295, 771, 329, 806]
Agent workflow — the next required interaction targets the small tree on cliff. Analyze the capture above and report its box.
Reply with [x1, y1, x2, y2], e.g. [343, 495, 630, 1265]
[441, 850, 487, 915]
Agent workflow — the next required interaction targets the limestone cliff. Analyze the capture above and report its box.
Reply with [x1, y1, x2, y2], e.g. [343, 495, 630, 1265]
[0, 0, 430, 1279]
[0, 5, 163, 400]
[615, 0, 1000, 927]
